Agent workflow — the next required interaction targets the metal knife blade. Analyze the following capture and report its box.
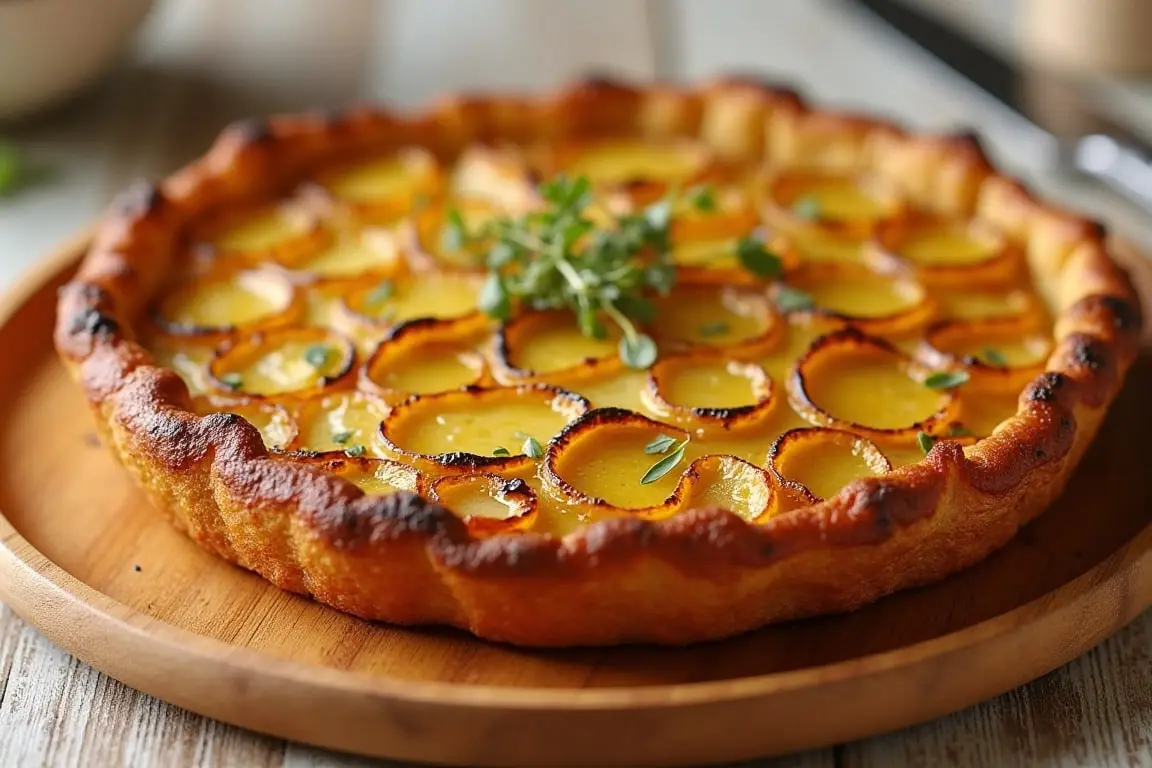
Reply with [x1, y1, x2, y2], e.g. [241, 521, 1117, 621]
[838, 0, 1152, 212]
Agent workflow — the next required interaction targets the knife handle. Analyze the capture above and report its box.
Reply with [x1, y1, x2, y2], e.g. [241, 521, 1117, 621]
[1072, 133, 1152, 212]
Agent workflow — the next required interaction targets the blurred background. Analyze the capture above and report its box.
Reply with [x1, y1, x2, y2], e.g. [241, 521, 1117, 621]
[2, 0, 1152, 289]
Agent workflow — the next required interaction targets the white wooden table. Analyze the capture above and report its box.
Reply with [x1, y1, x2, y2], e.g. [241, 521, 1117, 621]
[1, 1, 1150, 765]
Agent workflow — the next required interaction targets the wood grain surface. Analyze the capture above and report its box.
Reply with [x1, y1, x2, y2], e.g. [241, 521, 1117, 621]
[2, 0, 1152, 765]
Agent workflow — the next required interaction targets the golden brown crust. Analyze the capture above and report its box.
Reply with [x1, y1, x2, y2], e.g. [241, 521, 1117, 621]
[54, 76, 1143, 646]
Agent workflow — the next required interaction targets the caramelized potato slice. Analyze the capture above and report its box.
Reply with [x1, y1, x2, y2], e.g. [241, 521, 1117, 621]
[652, 284, 781, 354]
[493, 309, 621, 384]
[873, 216, 1019, 285]
[782, 262, 932, 337]
[293, 391, 389, 457]
[430, 473, 538, 535]
[314, 147, 443, 223]
[209, 327, 355, 399]
[768, 427, 891, 507]
[919, 318, 1053, 393]
[193, 398, 298, 450]
[788, 328, 957, 444]
[152, 269, 299, 339]
[380, 384, 588, 474]
[360, 318, 488, 400]
[193, 201, 329, 266]
[643, 353, 775, 433]
[296, 454, 421, 495]
[763, 170, 907, 263]
[340, 271, 482, 331]
[544, 409, 775, 521]
[550, 139, 711, 189]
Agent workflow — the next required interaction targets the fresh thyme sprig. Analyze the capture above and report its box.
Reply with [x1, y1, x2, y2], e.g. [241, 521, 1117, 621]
[792, 194, 822, 221]
[924, 370, 970, 390]
[641, 436, 691, 484]
[522, 435, 545, 459]
[219, 372, 243, 391]
[446, 175, 779, 369]
[644, 434, 679, 455]
[304, 344, 332, 369]
[982, 347, 1007, 367]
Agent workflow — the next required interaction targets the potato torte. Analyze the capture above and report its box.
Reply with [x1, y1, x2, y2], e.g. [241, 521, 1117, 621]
[55, 78, 1142, 646]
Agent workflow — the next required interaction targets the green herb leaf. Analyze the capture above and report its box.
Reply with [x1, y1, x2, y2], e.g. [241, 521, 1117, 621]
[486, 241, 517, 269]
[644, 434, 678, 455]
[924, 370, 970, 390]
[538, 176, 567, 204]
[304, 344, 332, 369]
[470, 173, 730, 363]
[478, 273, 512, 321]
[735, 235, 783, 279]
[0, 143, 19, 196]
[947, 423, 974, 437]
[640, 437, 690, 485]
[643, 199, 672, 231]
[219, 372, 243, 391]
[493, 447, 511, 457]
[540, 174, 592, 210]
[916, 431, 936, 454]
[615, 295, 657, 324]
[619, 333, 658, 370]
[697, 321, 729, 338]
[441, 208, 469, 252]
[365, 280, 394, 306]
[793, 194, 822, 221]
[774, 285, 816, 313]
[344, 444, 366, 458]
[332, 430, 354, 445]
[560, 219, 594, 251]
[686, 184, 717, 212]
[643, 262, 677, 295]
[567, 175, 593, 208]
[522, 436, 544, 459]
[982, 347, 1008, 367]
[577, 307, 608, 340]
[0, 144, 52, 198]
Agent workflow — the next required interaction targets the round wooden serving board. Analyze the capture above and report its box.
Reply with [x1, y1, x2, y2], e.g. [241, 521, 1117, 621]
[0, 238, 1150, 768]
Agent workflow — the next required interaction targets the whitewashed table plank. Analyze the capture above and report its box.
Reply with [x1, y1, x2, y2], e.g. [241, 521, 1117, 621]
[282, 745, 380, 768]
[0, 606, 287, 767]
[739, 751, 837, 768]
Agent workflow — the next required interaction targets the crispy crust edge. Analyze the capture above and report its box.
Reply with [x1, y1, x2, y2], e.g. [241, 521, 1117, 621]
[53, 76, 1143, 646]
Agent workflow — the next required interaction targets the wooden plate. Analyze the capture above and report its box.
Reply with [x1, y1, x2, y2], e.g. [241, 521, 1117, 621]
[0, 238, 1150, 768]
